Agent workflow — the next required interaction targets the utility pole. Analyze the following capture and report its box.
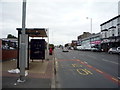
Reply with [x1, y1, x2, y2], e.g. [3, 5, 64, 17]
[18, 0, 27, 82]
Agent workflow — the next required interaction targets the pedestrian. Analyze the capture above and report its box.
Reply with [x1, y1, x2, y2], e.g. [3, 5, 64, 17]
[49, 48, 53, 55]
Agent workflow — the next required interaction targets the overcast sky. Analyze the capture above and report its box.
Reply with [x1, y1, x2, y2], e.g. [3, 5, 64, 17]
[0, 0, 120, 45]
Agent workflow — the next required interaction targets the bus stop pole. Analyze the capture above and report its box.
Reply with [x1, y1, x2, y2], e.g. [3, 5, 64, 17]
[18, 0, 27, 82]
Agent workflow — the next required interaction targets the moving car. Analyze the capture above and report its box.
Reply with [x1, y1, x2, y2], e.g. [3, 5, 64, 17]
[62, 47, 69, 52]
[108, 47, 120, 54]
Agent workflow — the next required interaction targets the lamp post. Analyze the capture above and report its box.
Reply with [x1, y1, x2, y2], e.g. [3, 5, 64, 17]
[86, 17, 92, 49]
[18, 0, 27, 82]
[86, 17, 92, 34]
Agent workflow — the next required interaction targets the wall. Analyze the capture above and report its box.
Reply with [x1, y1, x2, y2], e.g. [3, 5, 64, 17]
[2, 49, 17, 61]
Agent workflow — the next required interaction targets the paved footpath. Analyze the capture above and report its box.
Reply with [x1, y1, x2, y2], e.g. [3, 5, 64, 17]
[1, 54, 55, 89]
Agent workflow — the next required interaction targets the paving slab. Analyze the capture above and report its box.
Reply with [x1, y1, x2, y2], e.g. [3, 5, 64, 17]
[2, 53, 55, 89]
[2, 76, 51, 88]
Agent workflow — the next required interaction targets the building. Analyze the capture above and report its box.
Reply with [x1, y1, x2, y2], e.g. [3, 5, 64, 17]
[1, 38, 18, 61]
[2, 38, 18, 49]
[71, 40, 77, 49]
[77, 32, 92, 46]
[118, 1, 120, 15]
[90, 33, 101, 48]
[100, 15, 120, 52]
[80, 33, 101, 50]
[78, 32, 92, 40]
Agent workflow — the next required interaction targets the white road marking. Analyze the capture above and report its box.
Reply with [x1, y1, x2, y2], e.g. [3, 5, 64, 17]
[102, 59, 118, 65]
[87, 55, 97, 59]
[73, 57, 76, 59]
[84, 61, 88, 64]
[79, 54, 85, 56]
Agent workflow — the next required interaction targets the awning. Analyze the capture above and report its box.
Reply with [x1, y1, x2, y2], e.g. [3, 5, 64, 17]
[16, 28, 48, 37]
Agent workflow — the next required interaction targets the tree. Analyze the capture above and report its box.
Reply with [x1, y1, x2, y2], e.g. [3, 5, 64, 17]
[49, 44, 54, 50]
[7, 34, 17, 39]
[65, 43, 69, 47]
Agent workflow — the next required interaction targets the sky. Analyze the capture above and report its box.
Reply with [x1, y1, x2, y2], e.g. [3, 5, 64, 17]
[0, 0, 120, 45]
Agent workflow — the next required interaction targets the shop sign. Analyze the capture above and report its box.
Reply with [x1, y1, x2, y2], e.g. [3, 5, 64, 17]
[90, 40, 101, 44]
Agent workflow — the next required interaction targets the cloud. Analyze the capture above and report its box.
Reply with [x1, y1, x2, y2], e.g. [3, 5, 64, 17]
[1, 0, 119, 45]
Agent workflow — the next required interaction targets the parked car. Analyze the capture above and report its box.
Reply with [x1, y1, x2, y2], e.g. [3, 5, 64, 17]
[108, 47, 120, 54]
[62, 47, 69, 52]
[91, 47, 101, 52]
[76, 46, 84, 51]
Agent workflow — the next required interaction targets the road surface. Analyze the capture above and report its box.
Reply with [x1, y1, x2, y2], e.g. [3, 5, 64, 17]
[54, 48, 120, 88]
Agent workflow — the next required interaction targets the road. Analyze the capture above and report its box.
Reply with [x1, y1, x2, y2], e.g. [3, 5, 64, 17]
[54, 48, 120, 88]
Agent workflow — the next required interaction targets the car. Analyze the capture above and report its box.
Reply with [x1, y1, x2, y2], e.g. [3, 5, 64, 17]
[91, 47, 101, 52]
[62, 47, 69, 52]
[76, 46, 84, 51]
[108, 47, 120, 54]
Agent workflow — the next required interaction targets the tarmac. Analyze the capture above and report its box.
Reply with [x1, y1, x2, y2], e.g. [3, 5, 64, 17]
[1, 52, 56, 90]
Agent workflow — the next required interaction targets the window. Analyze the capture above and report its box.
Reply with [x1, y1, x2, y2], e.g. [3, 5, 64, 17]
[106, 23, 109, 29]
[101, 24, 106, 30]
[110, 21, 113, 26]
[118, 17, 120, 23]
[91, 38, 94, 41]
[118, 28, 120, 36]
[112, 29, 114, 36]
[113, 19, 117, 26]
[105, 32, 107, 38]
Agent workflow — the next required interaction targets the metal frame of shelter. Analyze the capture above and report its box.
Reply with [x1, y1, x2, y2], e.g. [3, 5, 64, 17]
[16, 28, 49, 70]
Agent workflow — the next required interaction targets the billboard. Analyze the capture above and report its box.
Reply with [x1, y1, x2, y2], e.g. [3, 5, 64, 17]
[30, 39, 45, 60]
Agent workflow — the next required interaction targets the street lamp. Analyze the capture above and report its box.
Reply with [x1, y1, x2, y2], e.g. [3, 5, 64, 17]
[18, 0, 27, 82]
[86, 17, 92, 34]
[86, 17, 92, 49]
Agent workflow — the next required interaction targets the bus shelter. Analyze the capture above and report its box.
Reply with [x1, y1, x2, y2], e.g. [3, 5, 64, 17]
[16, 28, 49, 69]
